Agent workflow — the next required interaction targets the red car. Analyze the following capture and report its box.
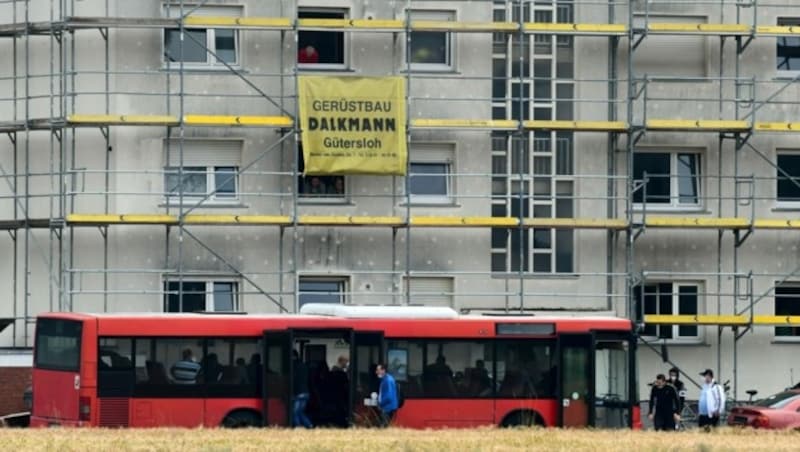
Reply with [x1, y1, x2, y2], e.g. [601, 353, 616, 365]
[727, 390, 800, 429]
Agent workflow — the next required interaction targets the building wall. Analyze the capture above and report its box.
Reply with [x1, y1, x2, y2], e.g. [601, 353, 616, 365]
[1, 0, 799, 403]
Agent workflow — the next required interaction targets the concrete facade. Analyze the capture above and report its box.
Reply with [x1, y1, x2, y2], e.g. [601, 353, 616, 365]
[1, 0, 799, 406]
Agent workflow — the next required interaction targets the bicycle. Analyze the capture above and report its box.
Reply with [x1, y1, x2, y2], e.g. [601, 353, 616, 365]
[720, 380, 758, 424]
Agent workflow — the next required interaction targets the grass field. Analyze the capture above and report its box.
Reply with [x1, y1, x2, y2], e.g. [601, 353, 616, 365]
[0, 428, 797, 451]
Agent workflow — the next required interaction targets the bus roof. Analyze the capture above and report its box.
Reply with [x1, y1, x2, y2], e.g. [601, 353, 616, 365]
[37, 309, 632, 338]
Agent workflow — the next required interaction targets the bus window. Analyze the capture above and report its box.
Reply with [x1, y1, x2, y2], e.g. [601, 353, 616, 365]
[205, 338, 262, 397]
[98, 338, 135, 397]
[35, 318, 82, 372]
[495, 342, 555, 398]
[594, 339, 631, 428]
[134, 338, 204, 393]
[423, 341, 493, 398]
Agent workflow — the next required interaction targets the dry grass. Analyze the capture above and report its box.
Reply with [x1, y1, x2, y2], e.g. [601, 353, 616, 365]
[0, 427, 797, 451]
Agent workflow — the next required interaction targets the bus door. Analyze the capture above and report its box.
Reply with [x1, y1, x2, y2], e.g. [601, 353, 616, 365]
[350, 331, 384, 427]
[557, 333, 594, 427]
[593, 334, 634, 428]
[263, 329, 293, 426]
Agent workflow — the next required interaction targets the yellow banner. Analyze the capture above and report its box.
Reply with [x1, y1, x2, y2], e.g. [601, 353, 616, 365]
[298, 76, 407, 175]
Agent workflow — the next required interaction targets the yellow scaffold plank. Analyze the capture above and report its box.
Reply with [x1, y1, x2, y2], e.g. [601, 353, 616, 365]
[523, 218, 628, 229]
[523, 120, 628, 132]
[410, 217, 514, 227]
[756, 25, 800, 36]
[754, 122, 800, 132]
[67, 214, 178, 225]
[647, 23, 750, 34]
[751, 315, 800, 326]
[183, 16, 292, 29]
[411, 119, 518, 130]
[411, 20, 518, 32]
[180, 215, 292, 225]
[645, 315, 747, 325]
[645, 217, 750, 229]
[752, 219, 800, 229]
[183, 115, 293, 127]
[646, 119, 750, 132]
[645, 314, 800, 326]
[297, 18, 405, 30]
[298, 216, 404, 226]
[68, 114, 178, 126]
[523, 22, 626, 35]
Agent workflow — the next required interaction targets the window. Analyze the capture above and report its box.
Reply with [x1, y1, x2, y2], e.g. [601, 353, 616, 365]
[297, 144, 346, 200]
[495, 341, 556, 398]
[163, 5, 240, 67]
[776, 152, 800, 203]
[407, 10, 454, 70]
[633, 151, 701, 207]
[407, 144, 454, 203]
[134, 338, 205, 395]
[205, 338, 262, 397]
[775, 285, 800, 337]
[298, 9, 346, 67]
[34, 319, 81, 372]
[632, 14, 707, 78]
[636, 282, 700, 341]
[163, 280, 238, 313]
[163, 140, 242, 205]
[777, 18, 800, 72]
[386, 340, 494, 398]
[298, 277, 347, 308]
[405, 277, 454, 307]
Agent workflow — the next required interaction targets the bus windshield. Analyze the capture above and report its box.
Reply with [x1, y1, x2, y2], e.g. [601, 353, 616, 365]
[35, 318, 82, 372]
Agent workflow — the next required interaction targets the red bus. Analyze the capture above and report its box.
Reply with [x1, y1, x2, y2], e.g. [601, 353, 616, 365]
[31, 305, 640, 428]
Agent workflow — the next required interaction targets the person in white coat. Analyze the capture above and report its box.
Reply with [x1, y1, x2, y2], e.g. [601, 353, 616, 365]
[697, 368, 725, 430]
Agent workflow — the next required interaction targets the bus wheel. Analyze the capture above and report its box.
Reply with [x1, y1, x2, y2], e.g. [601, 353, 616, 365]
[501, 410, 544, 428]
[221, 410, 262, 428]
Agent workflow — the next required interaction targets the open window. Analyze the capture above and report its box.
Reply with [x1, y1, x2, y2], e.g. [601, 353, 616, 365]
[298, 8, 347, 68]
[777, 18, 800, 74]
[633, 149, 701, 209]
[406, 10, 455, 71]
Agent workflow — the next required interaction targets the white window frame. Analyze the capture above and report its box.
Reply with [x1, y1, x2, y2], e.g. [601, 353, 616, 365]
[633, 148, 703, 211]
[777, 17, 800, 76]
[404, 143, 455, 205]
[298, 275, 349, 309]
[774, 283, 800, 341]
[164, 165, 240, 205]
[639, 281, 703, 344]
[404, 9, 455, 72]
[162, 4, 241, 69]
[163, 278, 240, 313]
[297, 7, 349, 70]
[775, 150, 800, 208]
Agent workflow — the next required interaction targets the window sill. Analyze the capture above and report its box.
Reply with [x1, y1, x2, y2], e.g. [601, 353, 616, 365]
[771, 338, 800, 344]
[161, 66, 247, 74]
[297, 66, 355, 73]
[633, 206, 709, 214]
[491, 273, 580, 280]
[400, 68, 461, 75]
[771, 204, 800, 212]
[640, 338, 707, 346]
[400, 201, 460, 208]
[772, 73, 800, 82]
[297, 198, 354, 206]
[160, 202, 249, 209]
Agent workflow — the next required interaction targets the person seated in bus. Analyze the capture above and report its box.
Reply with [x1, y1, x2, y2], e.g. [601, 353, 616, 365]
[234, 357, 250, 384]
[423, 355, 456, 397]
[146, 360, 169, 384]
[465, 359, 492, 397]
[171, 348, 201, 384]
[201, 353, 223, 384]
[328, 355, 350, 427]
[248, 353, 263, 383]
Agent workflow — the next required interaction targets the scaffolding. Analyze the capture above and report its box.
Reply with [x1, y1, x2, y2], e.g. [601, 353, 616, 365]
[2, 0, 800, 397]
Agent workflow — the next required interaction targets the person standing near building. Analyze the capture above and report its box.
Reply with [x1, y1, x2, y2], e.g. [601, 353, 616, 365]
[668, 367, 687, 413]
[292, 350, 313, 428]
[375, 363, 399, 428]
[648, 374, 681, 431]
[698, 368, 725, 430]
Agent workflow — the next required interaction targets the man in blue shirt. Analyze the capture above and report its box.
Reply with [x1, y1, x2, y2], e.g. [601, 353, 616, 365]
[375, 363, 398, 427]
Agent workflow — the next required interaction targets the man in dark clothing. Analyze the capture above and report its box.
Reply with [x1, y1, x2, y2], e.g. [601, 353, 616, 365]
[668, 367, 687, 413]
[292, 350, 313, 428]
[648, 373, 680, 431]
